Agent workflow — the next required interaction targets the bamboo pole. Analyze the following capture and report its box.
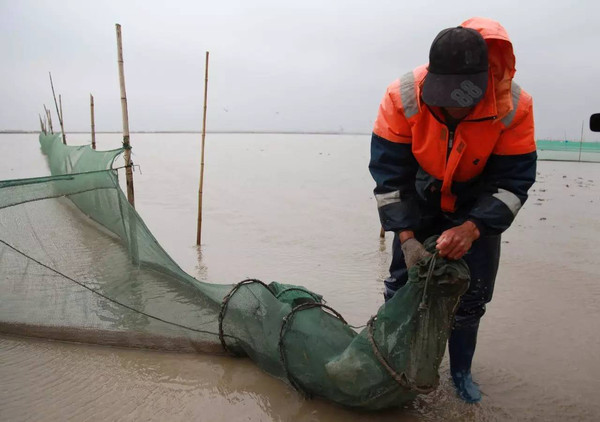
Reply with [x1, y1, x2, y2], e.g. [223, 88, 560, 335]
[39, 114, 46, 134]
[116, 23, 135, 207]
[115, 24, 139, 265]
[48, 109, 53, 133]
[196, 51, 210, 246]
[49, 72, 66, 144]
[44, 104, 53, 133]
[90, 93, 96, 150]
[58, 94, 66, 144]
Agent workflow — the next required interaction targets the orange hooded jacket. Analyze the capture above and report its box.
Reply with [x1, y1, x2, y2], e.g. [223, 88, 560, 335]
[369, 17, 537, 235]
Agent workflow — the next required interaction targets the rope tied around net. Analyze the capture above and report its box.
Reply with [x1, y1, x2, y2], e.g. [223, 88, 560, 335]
[367, 315, 436, 394]
[0, 238, 230, 340]
[113, 163, 142, 174]
[418, 252, 438, 311]
[278, 302, 347, 397]
[366, 254, 440, 395]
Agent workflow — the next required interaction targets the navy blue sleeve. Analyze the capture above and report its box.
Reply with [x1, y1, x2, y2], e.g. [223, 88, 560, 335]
[468, 151, 537, 235]
[369, 133, 421, 232]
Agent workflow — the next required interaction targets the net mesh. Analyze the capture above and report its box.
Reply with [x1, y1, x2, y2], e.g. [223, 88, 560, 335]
[0, 133, 470, 409]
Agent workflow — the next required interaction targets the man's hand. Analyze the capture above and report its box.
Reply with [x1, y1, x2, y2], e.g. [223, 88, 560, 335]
[401, 237, 432, 269]
[436, 221, 480, 260]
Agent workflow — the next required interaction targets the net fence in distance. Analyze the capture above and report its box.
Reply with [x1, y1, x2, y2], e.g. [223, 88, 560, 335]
[537, 140, 600, 162]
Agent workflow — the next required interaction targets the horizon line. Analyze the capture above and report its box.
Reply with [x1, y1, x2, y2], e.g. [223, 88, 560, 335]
[0, 130, 371, 135]
[2, 130, 600, 142]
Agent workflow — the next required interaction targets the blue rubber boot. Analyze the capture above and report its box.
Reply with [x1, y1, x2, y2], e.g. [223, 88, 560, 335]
[449, 328, 482, 403]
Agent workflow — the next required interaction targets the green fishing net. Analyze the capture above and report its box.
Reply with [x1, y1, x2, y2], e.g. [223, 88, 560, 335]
[0, 133, 469, 409]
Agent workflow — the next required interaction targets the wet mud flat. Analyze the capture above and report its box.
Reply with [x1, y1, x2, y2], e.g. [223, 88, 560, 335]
[1, 134, 599, 421]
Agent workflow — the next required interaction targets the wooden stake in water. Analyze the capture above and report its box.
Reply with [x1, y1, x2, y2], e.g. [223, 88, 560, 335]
[49, 72, 66, 144]
[196, 51, 210, 246]
[44, 104, 53, 133]
[380, 227, 385, 238]
[578, 120, 584, 162]
[43, 105, 48, 131]
[39, 114, 46, 134]
[48, 109, 53, 133]
[90, 93, 96, 150]
[58, 94, 66, 144]
[116, 23, 135, 207]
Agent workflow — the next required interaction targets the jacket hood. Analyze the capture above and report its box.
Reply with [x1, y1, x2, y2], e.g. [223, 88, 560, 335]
[461, 17, 516, 119]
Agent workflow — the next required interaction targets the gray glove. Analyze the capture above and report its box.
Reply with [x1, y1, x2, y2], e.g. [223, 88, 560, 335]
[401, 238, 432, 269]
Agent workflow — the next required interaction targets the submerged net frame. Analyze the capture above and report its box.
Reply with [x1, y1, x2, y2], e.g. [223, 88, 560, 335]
[0, 133, 470, 409]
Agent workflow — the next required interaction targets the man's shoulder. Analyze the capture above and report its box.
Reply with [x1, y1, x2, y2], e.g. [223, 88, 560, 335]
[381, 65, 428, 118]
[511, 80, 533, 105]
[385, 65, 428, 91]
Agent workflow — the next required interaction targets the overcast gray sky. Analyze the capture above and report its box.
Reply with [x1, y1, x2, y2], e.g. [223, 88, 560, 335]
[1, 0, 599, 140]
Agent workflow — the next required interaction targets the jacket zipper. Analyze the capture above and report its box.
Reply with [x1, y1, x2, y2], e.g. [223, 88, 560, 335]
[424, 103, 495, 162]
[446, 128, 455, 162]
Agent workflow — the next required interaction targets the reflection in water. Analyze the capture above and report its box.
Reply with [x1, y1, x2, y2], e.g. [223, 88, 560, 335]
[0, 336, 423, 422]
[194, 245, 209, 282]
[4, 334, 595, 422]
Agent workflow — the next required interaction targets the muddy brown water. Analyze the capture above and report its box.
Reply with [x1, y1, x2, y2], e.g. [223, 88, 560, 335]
[1, 133, 599, 421]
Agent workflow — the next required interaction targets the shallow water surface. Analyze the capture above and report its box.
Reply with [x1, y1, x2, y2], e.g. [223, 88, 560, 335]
[1, 133, 599, 421]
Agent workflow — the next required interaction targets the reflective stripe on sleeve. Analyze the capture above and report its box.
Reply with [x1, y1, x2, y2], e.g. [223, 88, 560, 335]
[500, 82, 522, 127]
[492, 188, 522, 216]
[399, 72, 419, 119]
[375, 190, 401, 208]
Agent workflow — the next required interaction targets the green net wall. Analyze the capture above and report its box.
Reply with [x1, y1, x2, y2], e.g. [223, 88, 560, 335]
[536, 140, 600, 152]
[0, 133, 470, 409]
[536, 140, 600, 162]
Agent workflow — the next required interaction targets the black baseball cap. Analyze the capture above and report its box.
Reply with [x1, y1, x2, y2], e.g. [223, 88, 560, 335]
[422, 26, 489, 108]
